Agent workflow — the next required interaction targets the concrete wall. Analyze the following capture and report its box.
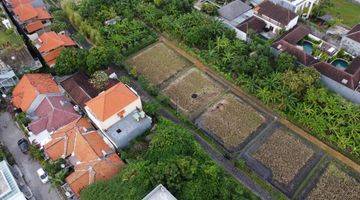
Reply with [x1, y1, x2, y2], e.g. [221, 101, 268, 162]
[340, 37, 360, 57]
[285, 16, 299, 31]
[320, 75, 360, 104]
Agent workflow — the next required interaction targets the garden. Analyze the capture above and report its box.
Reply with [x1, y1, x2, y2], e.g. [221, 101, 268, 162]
[126, 42, 192, 86]
[196, 93, 265, 151]
[306, 163, 360, 199]
[163, 68, 225, 115]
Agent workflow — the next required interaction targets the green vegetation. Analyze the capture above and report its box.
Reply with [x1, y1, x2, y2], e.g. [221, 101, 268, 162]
[0, 28, 23, 50]
[0, 143, 15, 165]
[81, 119, 258, 200]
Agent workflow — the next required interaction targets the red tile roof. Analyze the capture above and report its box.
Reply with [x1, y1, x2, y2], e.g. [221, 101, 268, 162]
[42, 46, 65, 66]
[38, 32, 76, 53]
[237, 16, 266, 34]
[26, 20, 44, 33]
[12, 74, 60, 112]
[8, 0, 33, 7]
[34, 7, 52, 20]
[13, 4, 37, 22]
[28, 95, 80, 135]
[255, 1, 297, 26]
[85, 82, 139, 121]
[346, 24, 360, 43]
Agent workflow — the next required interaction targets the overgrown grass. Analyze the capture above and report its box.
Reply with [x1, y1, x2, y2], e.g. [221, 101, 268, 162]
[326, 0, 360, 27]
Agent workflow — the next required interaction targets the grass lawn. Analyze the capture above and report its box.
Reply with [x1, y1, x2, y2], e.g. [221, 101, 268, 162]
[196, 94, 264, 149]
[163, 68, 225, 114]
[0, 28, 23, 50]
[126, 42, 192, 85]
[326, 0, 360, 27]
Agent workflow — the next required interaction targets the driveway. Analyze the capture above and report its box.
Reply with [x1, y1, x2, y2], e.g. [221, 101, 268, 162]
[0, 112, 61, 200]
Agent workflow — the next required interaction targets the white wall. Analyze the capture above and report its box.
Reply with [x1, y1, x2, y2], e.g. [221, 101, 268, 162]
[28, 130, 52, 147]
[285, 16, 299, 31]
[341, 37, 360, 57]
[85, 97, 142, 131]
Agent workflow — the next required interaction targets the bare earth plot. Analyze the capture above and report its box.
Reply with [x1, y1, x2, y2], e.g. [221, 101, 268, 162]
[306, 163, 360, 200]
[126, 42, 192, 85]
[196, 94, 265, 151]
[163, 68, 225, 115]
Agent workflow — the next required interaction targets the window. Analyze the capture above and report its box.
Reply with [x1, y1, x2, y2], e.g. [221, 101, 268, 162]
[116, 129, 122, 133]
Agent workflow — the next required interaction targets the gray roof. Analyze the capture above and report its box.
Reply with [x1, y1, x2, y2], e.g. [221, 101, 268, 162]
[104, 110, 152, 148]
[218, 0, 252, 21]
[142, 184, 177, 200]
[0, 161, 26, 200]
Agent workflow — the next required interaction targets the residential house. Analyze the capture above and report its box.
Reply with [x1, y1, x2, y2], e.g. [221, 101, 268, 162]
[272, 25, 360, 103]
[59, 70, 118, 108]
[26, 94, 80, 146]
[0, 160, 27, 200]
[341, 24, 360, 57]
[12, 3, 52, 34]
[253, 1, 298, 34]
[85, 82, 152, 148]
[270, 0, 318, 18]
[142, 184, 177, 200]
[218, 0, 253, 26]
[44, 118, 123, 197]
[236, 16, 266, 41]
[0, 60, 18, 95]
[12, 73, 60, 112]
[35, 31, 76, 67]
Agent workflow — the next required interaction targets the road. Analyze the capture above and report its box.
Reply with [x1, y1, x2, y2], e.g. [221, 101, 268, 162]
[0, 112, 61, 200]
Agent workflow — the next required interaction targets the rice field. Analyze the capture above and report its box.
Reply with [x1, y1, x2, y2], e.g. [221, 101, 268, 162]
[126, 42, 192, 85]
[252, 128, 314, 185]
[163, 68, 225, 114]
[197, 94, 265, 149]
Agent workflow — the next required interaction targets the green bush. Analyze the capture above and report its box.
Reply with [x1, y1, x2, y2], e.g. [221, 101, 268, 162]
[15, 112, 31, 126]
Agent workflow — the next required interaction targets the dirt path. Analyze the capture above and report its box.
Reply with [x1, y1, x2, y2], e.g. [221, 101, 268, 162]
[159, 36, 360, 174]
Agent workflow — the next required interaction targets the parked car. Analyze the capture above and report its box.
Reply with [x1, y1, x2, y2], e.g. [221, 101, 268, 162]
[17, 138, 29, 154]
[36, 168, 49, 184]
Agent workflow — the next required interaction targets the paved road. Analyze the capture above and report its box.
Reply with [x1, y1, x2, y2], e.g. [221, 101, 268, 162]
[0, 112, 61, 200]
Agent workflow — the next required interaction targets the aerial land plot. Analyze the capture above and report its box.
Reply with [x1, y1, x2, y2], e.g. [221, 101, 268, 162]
[252, 128, 315, 186]
[196, 94, 265, 150]
[306, 163, 360, 200]
[163, 68, 225, 115]
[126, 42, 192, 85]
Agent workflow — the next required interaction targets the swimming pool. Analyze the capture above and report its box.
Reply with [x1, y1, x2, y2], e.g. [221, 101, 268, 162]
[331, 59, 349, 69]
[302, 41, 313, 55]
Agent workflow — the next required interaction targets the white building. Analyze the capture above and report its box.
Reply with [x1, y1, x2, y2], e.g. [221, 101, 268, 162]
[254, 1, 298, 34]
[85, 82, 152, 148]
[0, 60, 18, 95]
[270, 0, 318, 18]
[341, 24, 360, 57]
[142, 184, 177, 200]
[0, 161, 27, 200]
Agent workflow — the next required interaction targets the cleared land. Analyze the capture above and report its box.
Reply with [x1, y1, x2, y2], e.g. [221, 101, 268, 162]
[126, 42, 192, 85]
[163, 68, 225, 114]
[326, 0, 360, 27]
[197, 94, 265, 149]
[307, 163, 360, 200]
[253, 128, 314, 185]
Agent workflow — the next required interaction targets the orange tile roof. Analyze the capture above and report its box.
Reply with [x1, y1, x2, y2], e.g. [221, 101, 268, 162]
[13, 4, 37, 22]
[34, 7, 52, 20]
[66, 154, 123, 196]
[9, 0, 33, 7]
[26, 20, 44, 33]
[43, 46, 65, 66]
[38, 32, 76, 53]
[12, 74, 60, 112]
[85, 83, 139, 121]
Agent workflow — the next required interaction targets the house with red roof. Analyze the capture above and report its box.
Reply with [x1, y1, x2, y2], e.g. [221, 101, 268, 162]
[84, 82, 152, 148]
[44, 118, 124, 197]
[12, 3, 52, 34]
[35, 31, 76, 67]
[27, 94, 80, 146]
[341, 24, 360, 57]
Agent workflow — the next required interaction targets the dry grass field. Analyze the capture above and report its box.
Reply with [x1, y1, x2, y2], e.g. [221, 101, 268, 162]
[163, 68, 225, 114]
[252, 128, 314, 185]
[307, 164, 360, 200]
[126, 42, 192, 85]
[197, 94, 265, 149]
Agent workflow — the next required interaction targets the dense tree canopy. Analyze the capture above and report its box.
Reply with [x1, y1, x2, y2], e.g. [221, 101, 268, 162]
[81, 119, 258, 200]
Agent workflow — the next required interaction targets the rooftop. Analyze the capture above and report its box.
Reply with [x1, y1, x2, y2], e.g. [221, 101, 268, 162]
[345, 23, 360, 43]
[255, 1, 297, 26]
[37, 32, 76, 53]
[142, 184, 177, 200]
[13, 4, 51, 23]
[0, 161, 26, 200]
[85, 82, 139, 121]
[28, 95, 80, 135]
[237, 16, 266, 33]
[218, 0, 252, 21]
[25, 20, 44, 33]
[12, 73, 60, 112]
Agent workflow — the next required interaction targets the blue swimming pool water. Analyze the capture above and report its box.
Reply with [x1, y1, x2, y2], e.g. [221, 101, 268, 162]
[302, 41, 313, 55]
[331, 59, 349, 69]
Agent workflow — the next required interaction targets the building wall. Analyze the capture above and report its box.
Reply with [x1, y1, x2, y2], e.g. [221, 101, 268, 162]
[28, 130, 52, 146]
[285, 16, 299, 31]
[340, 37, 360, 57]
[85, 97, 142, 131]
[320, 75, 360, 104]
